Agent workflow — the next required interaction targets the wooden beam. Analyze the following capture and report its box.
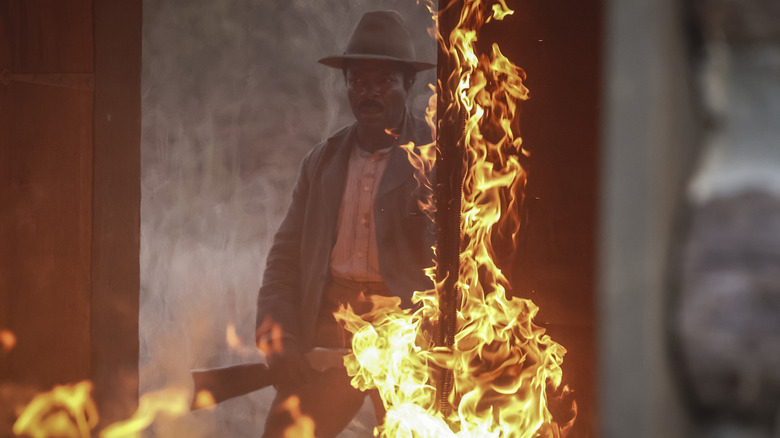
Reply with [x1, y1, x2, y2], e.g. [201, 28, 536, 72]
[91, 0, 141, 427]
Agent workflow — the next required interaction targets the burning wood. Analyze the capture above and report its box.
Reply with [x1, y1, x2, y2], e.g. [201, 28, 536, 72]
[334, 0, 575, 436]
[434, 0, 466, 419]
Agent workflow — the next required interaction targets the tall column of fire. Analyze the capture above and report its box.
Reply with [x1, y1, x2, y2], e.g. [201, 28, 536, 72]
[337, 1, 576, 436]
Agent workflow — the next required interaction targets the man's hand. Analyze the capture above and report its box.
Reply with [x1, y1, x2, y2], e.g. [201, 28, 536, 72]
[267, 350, 317, 387]
[256, 320, 316, 386]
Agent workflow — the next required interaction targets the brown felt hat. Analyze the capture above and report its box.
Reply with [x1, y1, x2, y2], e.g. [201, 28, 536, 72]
[318, 10, 435, 72]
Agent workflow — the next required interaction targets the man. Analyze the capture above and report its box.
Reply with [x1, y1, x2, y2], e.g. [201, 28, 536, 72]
[255, 10, 436, 438]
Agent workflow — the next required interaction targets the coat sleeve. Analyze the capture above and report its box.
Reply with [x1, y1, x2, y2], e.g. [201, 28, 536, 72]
[255, 151, 316, 353]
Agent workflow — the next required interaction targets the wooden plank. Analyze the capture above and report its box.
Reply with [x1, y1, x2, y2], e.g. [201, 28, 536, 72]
[434, 0, 464, 416]
[91, 0, 141, 427]
[0, 0, 94, 431]
[0, 0, 94, 389]
[0, 0, 13, 383]
[1, 84, 93, 386]
[13, 0, 93, 73]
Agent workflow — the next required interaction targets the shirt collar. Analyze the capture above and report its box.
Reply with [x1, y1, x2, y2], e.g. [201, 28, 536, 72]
[355, 143, 393, 159]
[349, 109, 411, 159]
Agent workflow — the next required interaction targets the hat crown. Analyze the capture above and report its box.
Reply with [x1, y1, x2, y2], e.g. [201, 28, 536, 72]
[318, 10, 435, 72]
[345, 10, 415, 61]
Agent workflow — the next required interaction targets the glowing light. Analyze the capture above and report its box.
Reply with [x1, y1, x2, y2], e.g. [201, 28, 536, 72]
[192, 390, 216, 410]
[12, 381, 98, 438]
[13, 383, 201, 438]
[0, 329, 16, 353]
[99, 388, 190, 438]
[256, 318, 286, 353]
[226, 323, 243, 349]
[280, 395, 315, 438]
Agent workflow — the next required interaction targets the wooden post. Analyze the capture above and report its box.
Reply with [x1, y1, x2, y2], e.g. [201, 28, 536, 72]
[91, 0, 141, 427]
[434, 0, 464, 417]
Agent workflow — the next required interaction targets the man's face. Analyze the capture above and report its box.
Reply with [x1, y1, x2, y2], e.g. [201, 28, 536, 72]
[346, 60, 411, 134]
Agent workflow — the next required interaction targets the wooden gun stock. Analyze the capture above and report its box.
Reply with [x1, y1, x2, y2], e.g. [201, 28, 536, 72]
[191, 363, 276, 410]
[191, 363, 277, 410]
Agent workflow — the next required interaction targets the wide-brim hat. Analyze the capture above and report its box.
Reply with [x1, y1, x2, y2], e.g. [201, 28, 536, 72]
[318, 10, 435, 72]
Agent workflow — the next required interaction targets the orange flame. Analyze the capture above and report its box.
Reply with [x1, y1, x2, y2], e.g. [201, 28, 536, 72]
[280, 395, 315, 438]
[192, 389, 216, 410]
[12, 382, 198, 437]
[12, 381, 98, 438]
[99, 387, 190, 438]
[226, 323, 243, 349]
[256, 319, 287, 357]
[0, 329, 16, 353]
[334, 1, 574, 436]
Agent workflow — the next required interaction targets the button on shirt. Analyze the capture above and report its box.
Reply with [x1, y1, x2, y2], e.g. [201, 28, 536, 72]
[329, 143, 392, 282]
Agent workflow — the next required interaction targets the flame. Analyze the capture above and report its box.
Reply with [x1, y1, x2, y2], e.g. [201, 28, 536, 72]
[12, 382, 198, 437]
[99, 387, 190, 438]
[280, 395, 315, 438]
[256, 319, 288, 359]
[0, 328, 16, 353]
[12, 381, 98, 438]
[192, 389, 216, 410]
[226, 323, 243, 349]
[334, 1, 574, 436]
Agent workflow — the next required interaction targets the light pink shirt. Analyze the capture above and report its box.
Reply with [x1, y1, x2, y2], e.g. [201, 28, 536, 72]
[329, 143, 392, 282]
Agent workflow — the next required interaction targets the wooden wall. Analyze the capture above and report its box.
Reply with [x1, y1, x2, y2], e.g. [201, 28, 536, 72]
[1, 0, 95, 388]
[0, 0, 140, 430]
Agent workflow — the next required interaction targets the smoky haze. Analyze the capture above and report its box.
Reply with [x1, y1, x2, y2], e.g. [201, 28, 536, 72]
[140, 1, 435, 435]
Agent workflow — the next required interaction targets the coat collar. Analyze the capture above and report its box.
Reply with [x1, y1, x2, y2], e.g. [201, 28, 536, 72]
[378, 111, 418, 197]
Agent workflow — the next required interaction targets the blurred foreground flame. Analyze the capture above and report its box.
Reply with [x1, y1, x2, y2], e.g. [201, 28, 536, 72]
[334, 1, 576, 436]
[99, 387, 190, 438]
[192, 389, 216, 410]
[0, 329, 16, 353]
[12, 382, 192, 438]
[12, 381, 97, 438]
[280, 395, 315, 438]
[226, 323, 243, 350]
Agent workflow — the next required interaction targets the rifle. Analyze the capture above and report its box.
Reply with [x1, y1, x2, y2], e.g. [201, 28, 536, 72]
[190, 348, 349, 410]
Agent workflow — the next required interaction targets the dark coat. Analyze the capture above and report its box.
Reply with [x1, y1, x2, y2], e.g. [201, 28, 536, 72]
[256, 111, 435, 351]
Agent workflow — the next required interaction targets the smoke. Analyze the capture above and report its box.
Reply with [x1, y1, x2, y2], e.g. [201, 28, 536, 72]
[140, 0, 435, 435]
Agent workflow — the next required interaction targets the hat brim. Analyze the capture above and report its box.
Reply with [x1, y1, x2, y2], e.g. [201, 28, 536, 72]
[318, 54, 435, 72]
